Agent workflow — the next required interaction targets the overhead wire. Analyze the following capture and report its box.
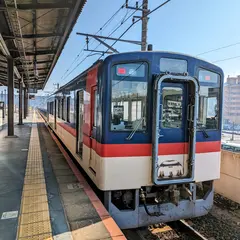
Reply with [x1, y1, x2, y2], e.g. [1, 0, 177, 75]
[213, 55, 240, 63]
[197, 41, 240, 56]
[98, 0, 171, 59]
[195, 40, 240, 64]
[86, 6, 136, 57]
[62, 0, 171, 81]
[87, 0, 136, 56]
[60, 2, 126, 80]
[62, 1, 139, 81]
[107, 2, 142, 38]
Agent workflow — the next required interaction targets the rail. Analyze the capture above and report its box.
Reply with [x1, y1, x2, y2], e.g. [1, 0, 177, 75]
[123, 220, 207, 240]
[168, 220, 207, 240]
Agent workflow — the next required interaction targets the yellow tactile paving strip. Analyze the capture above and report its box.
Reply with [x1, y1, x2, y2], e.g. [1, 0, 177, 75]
[17, 111, 53, 240]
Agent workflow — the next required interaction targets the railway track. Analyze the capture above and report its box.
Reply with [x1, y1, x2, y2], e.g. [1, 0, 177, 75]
[123, 220, 207, 240]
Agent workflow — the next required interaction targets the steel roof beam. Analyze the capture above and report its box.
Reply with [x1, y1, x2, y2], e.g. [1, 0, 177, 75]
[3, 33, 63, 39]
[24, 76, 47, 80]
[26, 80, 45, 83]
[26, 50, 56, 56]
[35, 60, 53, 64]
[0, 69, 22, 79]
[0, 60, 7, 66]
[0, 70, 7, 75]
[10, 49, 56, 56]
[0, 80, 7, 86]
[24, 74, 47, 78]
[29, 78, 46, 81]
[26, 79, 45, 83]
[19, 67, 48, 72]
[0, 66, 7, 71]
[1, 2, 72, 10]
[16, 60, 53, 66]
[0, 54, 7, 61]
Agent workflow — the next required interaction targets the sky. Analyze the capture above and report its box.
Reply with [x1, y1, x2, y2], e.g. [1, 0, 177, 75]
[2, 0, 240, 94]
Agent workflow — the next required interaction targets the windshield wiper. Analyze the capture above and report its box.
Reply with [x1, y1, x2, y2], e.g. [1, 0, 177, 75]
[198, 126, 209, 138]
[126, 117, 144, 140]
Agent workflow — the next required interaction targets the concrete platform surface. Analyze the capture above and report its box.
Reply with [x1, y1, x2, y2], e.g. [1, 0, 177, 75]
[0, 110, 126, 240]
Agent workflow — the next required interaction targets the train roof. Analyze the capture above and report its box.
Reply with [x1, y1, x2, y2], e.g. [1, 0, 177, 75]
[52, 51, 223, 96]
[104, 51, 223, 71]
[53, 60, 103, 95]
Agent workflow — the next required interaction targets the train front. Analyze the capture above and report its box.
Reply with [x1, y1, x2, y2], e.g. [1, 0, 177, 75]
[100, 52, 223, 229]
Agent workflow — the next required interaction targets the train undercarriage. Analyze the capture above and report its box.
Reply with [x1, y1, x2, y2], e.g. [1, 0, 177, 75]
[104, 181, 214, 229]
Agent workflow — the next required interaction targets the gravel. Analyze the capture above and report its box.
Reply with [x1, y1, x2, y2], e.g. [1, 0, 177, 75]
[187, 194, 240, 240]
[214, 193, 240, 211]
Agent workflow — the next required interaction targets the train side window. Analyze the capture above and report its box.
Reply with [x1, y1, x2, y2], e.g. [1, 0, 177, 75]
[62, 98, 65, 121]
[67, 97, 71, 123]
[93, 90, 98, 127]
[52, 102, 54, 115]
[161, 87, 183, 128]
[49, 102, 51, 114]
[58, 99, 61, 118]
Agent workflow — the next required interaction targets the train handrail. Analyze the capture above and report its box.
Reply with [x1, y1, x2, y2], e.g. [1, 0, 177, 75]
[152, 74, 199, 185]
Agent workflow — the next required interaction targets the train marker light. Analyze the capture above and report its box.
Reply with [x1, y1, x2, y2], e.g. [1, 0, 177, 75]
[117, 68, 126, 75]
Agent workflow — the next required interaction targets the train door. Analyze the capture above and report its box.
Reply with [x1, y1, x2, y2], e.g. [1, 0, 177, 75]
[89, 86, 97, 172]
[158, 82, 188, 178]
[77, 90, 84, 158]
[152, 75, 199, 185]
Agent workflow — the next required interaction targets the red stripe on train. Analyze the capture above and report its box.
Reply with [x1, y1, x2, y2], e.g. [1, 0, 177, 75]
[93, 141, 221, 157]
[57, 122, 221, 157]
[58, 122, 77, 137]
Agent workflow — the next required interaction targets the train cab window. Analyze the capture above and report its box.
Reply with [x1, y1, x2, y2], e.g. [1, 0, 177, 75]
[198, 70, 220, 130]
[111, 62, 148, 131]
[161, 87, 183, 128]
[67, 97, 70, 122]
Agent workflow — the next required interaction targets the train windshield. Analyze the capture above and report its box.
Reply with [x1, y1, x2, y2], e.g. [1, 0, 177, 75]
[111, 62, 148, 131]
[198, 69, 220, 130]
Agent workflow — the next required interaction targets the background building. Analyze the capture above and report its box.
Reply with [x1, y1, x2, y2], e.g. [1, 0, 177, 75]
[224, 75, 240, 125]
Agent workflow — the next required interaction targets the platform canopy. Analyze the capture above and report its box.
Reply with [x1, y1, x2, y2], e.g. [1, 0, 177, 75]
[0, 0, 87, 89]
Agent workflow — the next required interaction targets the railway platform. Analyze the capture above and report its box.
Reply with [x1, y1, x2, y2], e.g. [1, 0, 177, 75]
[0, 110, 126, 240]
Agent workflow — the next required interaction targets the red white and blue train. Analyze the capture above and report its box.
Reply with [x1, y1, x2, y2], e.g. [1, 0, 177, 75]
[41, 51, 223, 229]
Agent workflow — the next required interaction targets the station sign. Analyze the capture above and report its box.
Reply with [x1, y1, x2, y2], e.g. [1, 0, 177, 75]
[29, 95, 35, 100]
[28, 88, 38, 94]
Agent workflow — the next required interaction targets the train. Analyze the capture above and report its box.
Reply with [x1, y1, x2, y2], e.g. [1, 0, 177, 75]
[40, 51, 223, 229]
